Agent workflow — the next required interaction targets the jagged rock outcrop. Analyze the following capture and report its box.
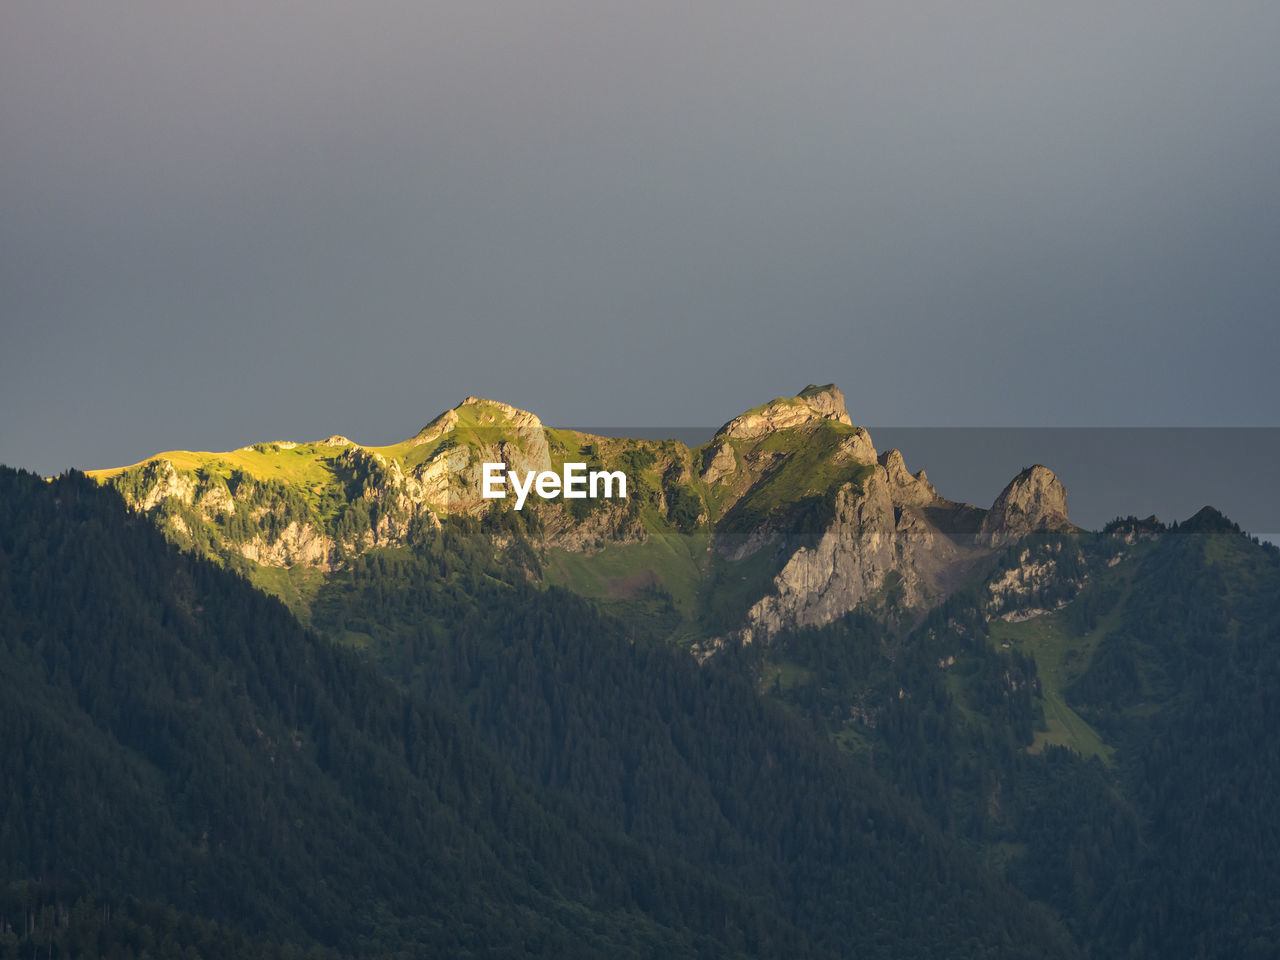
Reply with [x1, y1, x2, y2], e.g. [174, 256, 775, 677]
[198, 485, 235, 517]
[980, 465, 1071, 547]
[446, 398, 550, 486]
[419, 396, 548, 450]
[340, 447, 437, 533]
[412, 409, 459, 445]
[95, 385, 1097, 648]
[137, 461, 196, 511]
[700, 441, 737, 484]
[718, 384, 853, 439]
[536, 501, 646, 552]
[796, 383, 853, 423]
[878, 449, 936, 507]
[740, 471, 907, 641]
[984, 541, 1085, 621]
[840, 427, 878, 464]
[401, 397, 556, 510]
[239, 522, 334, 568]
[732, 451, 985, 646]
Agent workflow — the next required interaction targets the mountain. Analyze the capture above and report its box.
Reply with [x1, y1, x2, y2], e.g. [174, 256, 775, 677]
[88, 384, 1073, 648]
[10, 383, 1280, 957]
[1, 467, 817, 958]
[0, 466, 1077, 959]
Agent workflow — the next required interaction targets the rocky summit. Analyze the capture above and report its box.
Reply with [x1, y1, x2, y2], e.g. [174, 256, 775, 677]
[89, 384, 1075, 650]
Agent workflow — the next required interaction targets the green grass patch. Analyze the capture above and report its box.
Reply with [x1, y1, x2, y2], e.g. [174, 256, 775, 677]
[244, 562, 328, 626]
[718, 424, 873, 537]
[759, 658, 813, 692]
[988, 615, 1113, 762]
[91, 444, 345, 488]
[697, 536, 793, 632]
[945, 669, 990, 732]
[832, 725, 876, 757]
[543, 530, 709, 618]
[984, 544, 1157, 762]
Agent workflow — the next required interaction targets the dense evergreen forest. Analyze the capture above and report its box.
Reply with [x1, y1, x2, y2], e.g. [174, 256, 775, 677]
[308, 496, 1280, 957]
[0, 468, 1076, 958]
[311, 544, 1075, 958]
[5, 464, 1280, 957]
[754, 517, 1280, 958]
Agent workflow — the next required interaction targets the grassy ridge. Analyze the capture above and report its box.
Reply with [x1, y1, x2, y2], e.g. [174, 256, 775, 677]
[89, 442, 346, 486]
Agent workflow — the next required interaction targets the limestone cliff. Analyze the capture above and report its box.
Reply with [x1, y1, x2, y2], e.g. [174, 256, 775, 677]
[91, 384, 1091, 653]
[718, 384, 853, 440]
[980, 465, 1072, 547]
[878, 448, 936, 507]
[727, 442, 987, 647]
[984, 541, 1086, 621]
[96, 394, 651, 572]
[739, 469, 907, 642]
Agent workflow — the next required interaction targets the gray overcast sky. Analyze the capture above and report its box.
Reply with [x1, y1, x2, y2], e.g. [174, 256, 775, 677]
[3, 2, 1279, 477]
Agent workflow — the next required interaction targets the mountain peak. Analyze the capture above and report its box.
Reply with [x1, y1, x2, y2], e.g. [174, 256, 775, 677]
[413, 396, 544, 444]
[980, 464, 1071, 546]
[718, 384, 853, 439]
[1179, 505, 1241, 535]
[796, 383, 851, 422]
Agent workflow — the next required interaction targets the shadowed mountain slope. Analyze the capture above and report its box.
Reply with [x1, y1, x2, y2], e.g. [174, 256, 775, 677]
[0, 466, 1077, 958]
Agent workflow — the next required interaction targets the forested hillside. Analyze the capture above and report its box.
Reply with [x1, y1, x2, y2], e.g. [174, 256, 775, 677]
[0, 468, 812, 958]
[0, 467, 1076, 958]
[747, 518, 1280, 958]
[303, 492, 1280, 958]
[310, 541, 1076, 958]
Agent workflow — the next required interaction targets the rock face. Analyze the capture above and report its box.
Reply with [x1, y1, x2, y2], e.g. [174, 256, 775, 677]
[980, 465, 1071, 547]
[718, 384, 853, 439]
[137, 461, 196, 512]
[404, 398, 553, 511]
[731, 445, 985, 646]
[198, 485, 235, 517]
[339, 447, 436, 537]
[94, 383, 1093, 652]
[839, 428, 878, 465]
[412, 409, 458, 445]
[795, 384, 853, 423]
[878, 449, 935, 507]
[239, 522, 334, 568]
[984, 541, 1085, 621]
[741, 470, 906, 641]
[700, 441, 737, 484]
[103, 395, 614, 572]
